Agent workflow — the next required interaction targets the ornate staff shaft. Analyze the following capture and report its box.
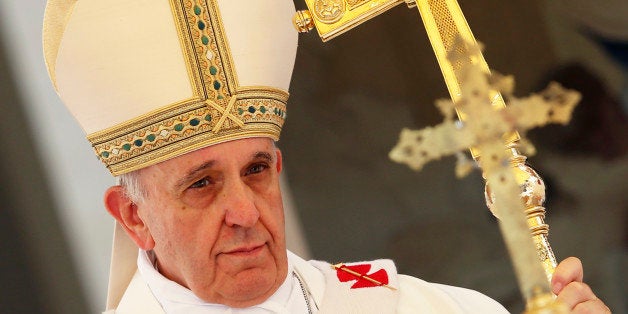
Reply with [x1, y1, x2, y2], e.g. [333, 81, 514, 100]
[485, 148, 559, 283]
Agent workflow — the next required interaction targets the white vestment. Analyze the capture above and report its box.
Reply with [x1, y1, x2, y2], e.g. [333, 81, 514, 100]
[105, 249, 509, 313]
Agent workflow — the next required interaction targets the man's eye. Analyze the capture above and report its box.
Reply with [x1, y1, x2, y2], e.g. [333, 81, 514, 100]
[190, 178, 211, 189]
[246, 163, 268, 176]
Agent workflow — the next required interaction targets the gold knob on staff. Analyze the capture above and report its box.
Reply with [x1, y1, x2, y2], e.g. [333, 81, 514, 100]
[484, 146, 559, 283]
[293, 10, 315, 33]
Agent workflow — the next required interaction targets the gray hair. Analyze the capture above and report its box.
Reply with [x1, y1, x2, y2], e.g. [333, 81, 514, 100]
[117, 139, 279, 203]
[117, 170, 148, 204]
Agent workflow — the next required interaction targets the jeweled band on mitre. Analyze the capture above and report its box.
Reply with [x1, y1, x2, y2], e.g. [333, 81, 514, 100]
[89, 87, 288, 176]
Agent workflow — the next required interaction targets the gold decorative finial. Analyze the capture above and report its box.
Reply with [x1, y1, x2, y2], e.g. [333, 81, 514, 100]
[294, 0, 405, 41]
[293, 10, 315, 33]
[404, 0, 416, 8]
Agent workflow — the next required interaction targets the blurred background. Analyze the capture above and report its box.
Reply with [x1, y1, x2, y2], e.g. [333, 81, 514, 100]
[0, 0, 625, 313]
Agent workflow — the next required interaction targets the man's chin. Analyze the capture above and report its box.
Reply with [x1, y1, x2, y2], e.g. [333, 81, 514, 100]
[198, 270, 282, 308]
[200, 248, 288, 307]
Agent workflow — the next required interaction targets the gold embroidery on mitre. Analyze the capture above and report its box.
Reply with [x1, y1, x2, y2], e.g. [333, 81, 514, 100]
[209, 96, 244, 133]
[87, 0, 289, 175]
[89, 88, 288, 176]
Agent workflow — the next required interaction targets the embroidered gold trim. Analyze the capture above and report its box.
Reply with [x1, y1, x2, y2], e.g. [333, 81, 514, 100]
[108, 128, 282, 175]
[203, 0, 239, 94]
[89, 89, 287, 175]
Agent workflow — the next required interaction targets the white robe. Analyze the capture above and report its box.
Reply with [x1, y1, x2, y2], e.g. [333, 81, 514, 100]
[105, 250, 508, 313]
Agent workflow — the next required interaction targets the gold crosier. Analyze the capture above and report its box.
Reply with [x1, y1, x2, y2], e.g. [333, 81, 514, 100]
[292, 0, 575, 312]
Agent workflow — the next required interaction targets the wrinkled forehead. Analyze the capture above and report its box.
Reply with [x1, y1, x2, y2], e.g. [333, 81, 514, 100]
[141, 137, 277, 176]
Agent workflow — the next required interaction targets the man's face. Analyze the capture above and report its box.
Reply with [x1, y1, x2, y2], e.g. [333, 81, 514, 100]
[134, 137, 287, 307]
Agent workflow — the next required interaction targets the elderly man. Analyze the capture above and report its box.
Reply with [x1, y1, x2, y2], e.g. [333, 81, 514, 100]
[43, 0, 609, 313]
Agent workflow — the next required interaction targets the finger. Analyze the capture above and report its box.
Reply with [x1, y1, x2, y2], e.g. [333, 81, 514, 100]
[552, 257, 583, 294]
[573, 299, 611, 314]
[555, 282, 596, 310]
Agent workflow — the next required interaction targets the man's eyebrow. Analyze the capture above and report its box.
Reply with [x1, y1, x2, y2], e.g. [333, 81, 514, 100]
[252, 151, 273, 162]
[173, 151, 273, 189]
[174, 160, 216, 190]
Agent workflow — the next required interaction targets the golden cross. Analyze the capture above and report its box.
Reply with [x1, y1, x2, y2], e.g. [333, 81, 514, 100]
[206, 96, 244, 133]
[389, 46, 579, 175]
[387, 39, 578, 313]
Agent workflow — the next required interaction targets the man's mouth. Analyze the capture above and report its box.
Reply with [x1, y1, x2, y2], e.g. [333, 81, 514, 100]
[224, 244, 265, 256]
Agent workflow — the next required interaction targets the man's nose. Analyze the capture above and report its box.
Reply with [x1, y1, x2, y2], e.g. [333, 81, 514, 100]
[222, 179, 260, 228]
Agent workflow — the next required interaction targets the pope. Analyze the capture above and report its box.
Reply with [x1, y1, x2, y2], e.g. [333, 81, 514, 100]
[42, 0, 610, 313]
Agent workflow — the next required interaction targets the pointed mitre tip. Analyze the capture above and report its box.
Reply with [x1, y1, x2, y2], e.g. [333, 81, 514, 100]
[42, 0, 77, 89]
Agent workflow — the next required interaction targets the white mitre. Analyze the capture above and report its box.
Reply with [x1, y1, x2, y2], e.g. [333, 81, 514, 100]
[42, 0, 298, 310]
[44, 0, 298, 175]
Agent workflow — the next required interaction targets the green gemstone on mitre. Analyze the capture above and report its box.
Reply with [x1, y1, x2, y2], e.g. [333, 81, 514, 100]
[209, 66, 218, 75]
[194, 5, 201, 15]
[198, 21, 206, 30]
[201, 35, 209, 45]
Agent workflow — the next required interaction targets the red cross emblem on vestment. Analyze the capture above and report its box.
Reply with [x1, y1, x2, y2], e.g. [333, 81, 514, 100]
[334, 263, 393, 289]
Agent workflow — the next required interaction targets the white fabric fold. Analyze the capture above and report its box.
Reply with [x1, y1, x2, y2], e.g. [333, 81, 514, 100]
[136, 250, 310, 314]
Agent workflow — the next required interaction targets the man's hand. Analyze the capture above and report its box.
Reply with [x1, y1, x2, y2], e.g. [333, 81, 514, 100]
[551, 257, 611, 313]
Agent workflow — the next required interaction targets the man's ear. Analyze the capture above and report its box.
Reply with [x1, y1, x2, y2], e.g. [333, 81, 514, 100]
[104, 186, 155, 250]
[275, 149, 282, 173]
